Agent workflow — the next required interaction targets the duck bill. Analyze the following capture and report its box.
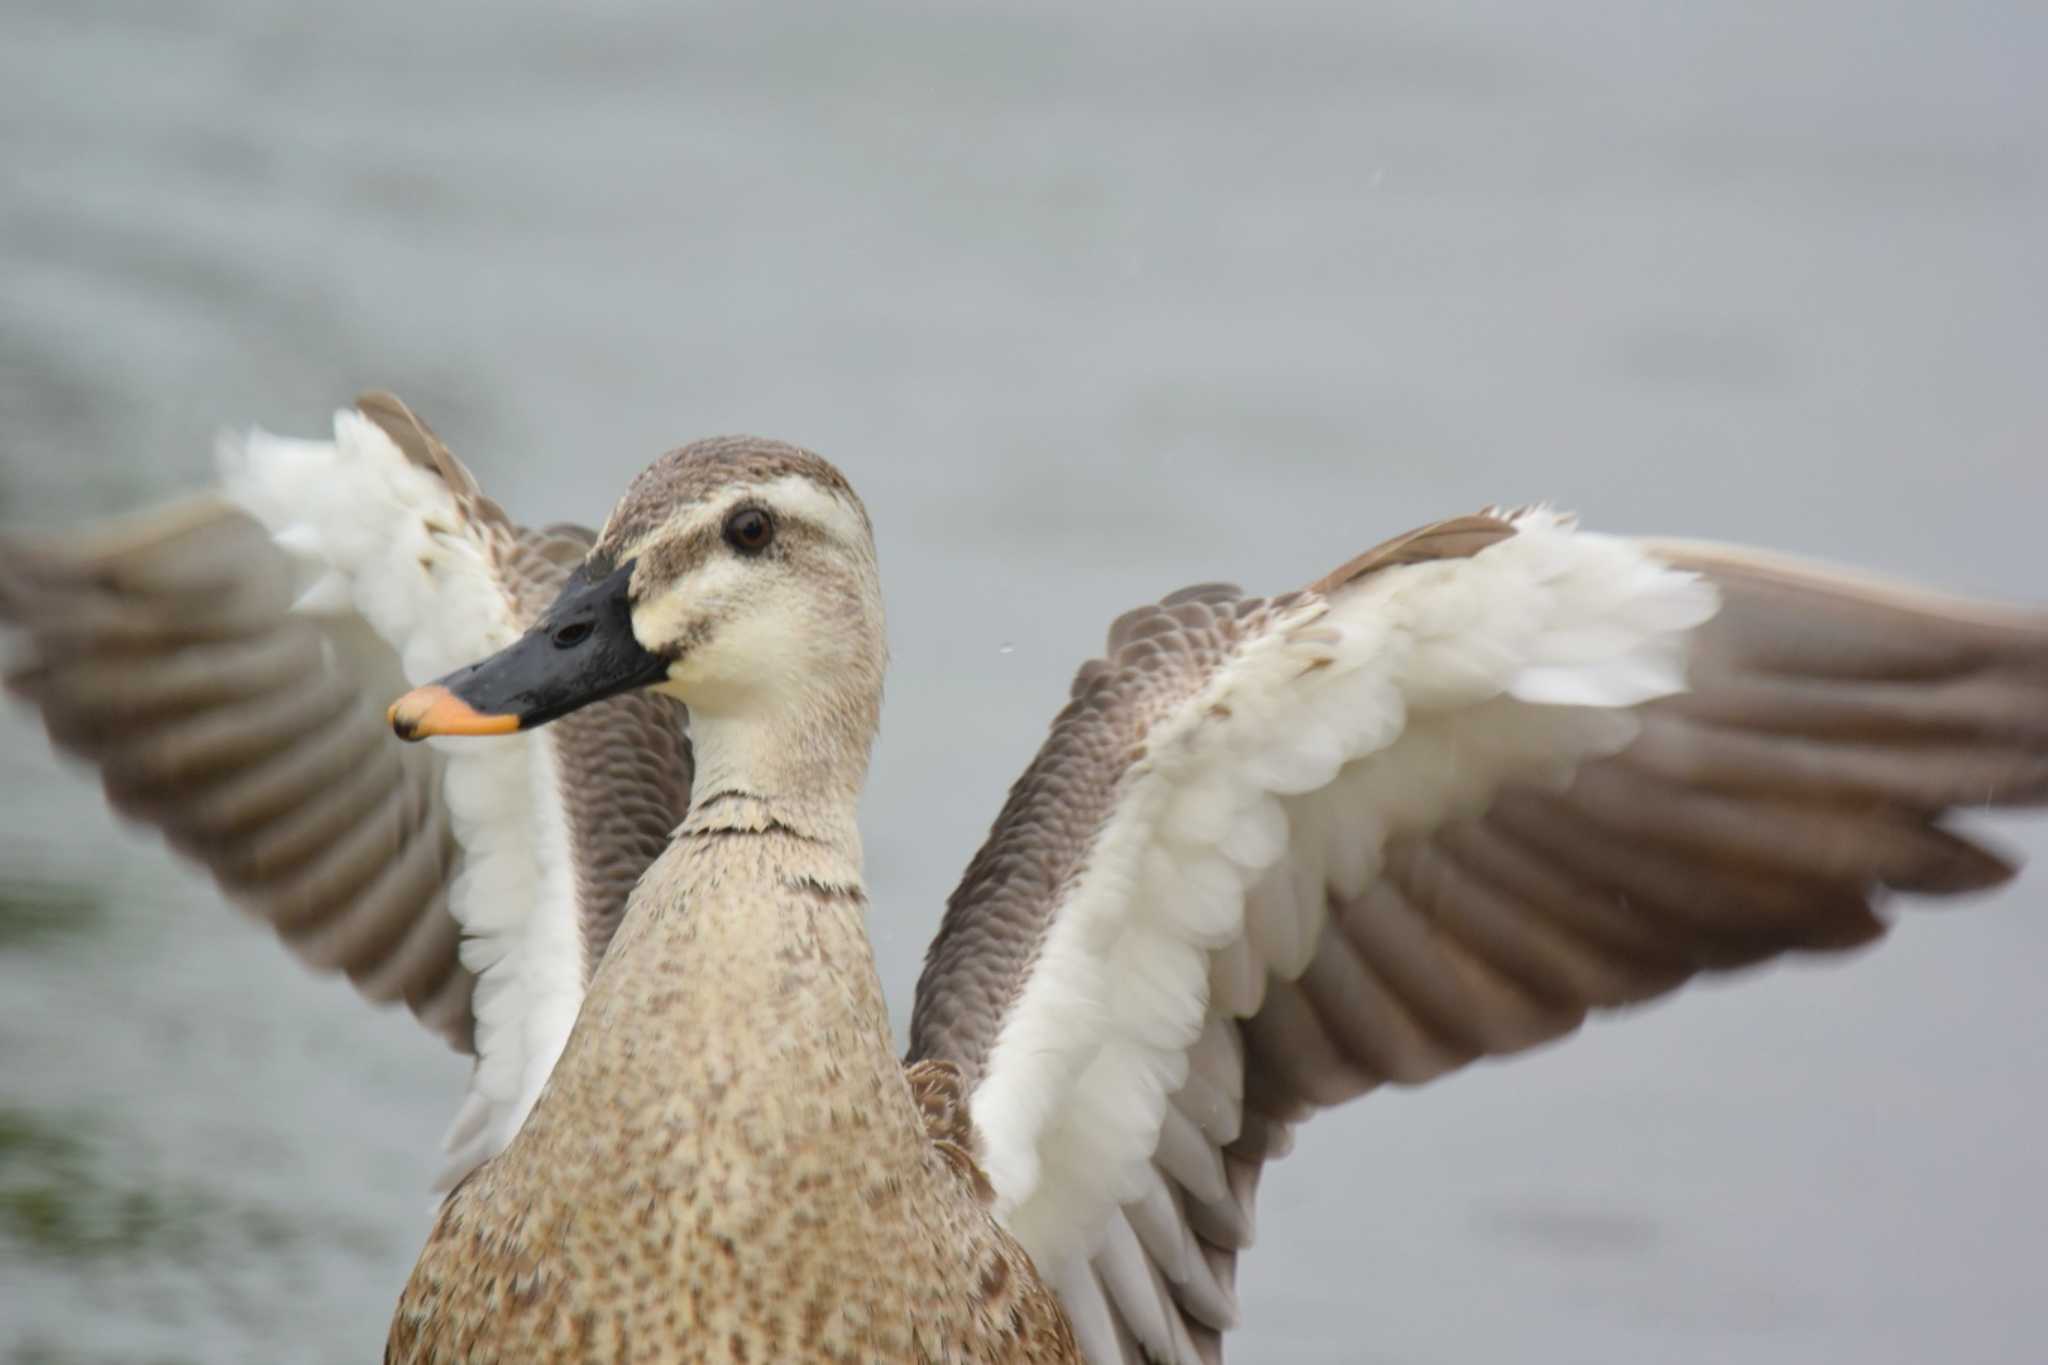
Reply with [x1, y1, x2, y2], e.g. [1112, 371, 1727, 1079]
[387, 560, 669, 741]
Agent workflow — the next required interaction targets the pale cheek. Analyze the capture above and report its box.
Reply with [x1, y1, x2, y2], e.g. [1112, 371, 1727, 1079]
[643, 581, 822, 708]
[658, 644, 747, 711]
[687, 610, 813, 693]
[631, 591, 680, 655]
[630, 559, 749, 655]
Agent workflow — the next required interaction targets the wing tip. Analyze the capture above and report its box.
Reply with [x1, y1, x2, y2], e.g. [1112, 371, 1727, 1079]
[1640, 537, 2048, 635]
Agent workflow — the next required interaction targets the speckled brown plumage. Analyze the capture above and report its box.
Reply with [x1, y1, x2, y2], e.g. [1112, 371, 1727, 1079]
[389, 810, 1076, 1364]
[905, 1058, 997, 1206]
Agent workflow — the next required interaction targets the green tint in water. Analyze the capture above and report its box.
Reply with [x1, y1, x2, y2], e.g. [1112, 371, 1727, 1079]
[0, 878, 107, 952]
[10, 1340, 197, 1365]
[0, 1107, 211, 1262]
[0, 1105, 315, 1270]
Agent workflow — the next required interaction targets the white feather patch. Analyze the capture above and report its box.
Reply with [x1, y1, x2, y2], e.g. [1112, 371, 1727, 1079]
[971, 510, 1720, 1292]
[1046, 1258, 1123, 1365]
[218, 410, 584, 1192]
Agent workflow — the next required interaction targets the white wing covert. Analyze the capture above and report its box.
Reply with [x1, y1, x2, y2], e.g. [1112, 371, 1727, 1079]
[908, 508, 2048, 1364]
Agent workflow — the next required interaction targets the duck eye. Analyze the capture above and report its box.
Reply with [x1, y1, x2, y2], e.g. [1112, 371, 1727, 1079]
[724, 507, 774, 555]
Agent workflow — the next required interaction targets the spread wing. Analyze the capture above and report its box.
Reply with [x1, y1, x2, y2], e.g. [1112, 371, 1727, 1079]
[907, 508, 2048, 1364]
[0, 394, 692, 1190]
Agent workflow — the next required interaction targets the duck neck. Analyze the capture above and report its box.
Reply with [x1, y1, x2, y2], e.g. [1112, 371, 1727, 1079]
[505, 693, 923, 1217]
[680, 690, 877, 851]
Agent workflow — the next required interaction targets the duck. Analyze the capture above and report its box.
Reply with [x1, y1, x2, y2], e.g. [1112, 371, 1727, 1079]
[4, 394, 2045, 1363]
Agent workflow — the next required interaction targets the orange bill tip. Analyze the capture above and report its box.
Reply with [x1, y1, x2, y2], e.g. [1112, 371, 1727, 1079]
[387, 684, 520, 740]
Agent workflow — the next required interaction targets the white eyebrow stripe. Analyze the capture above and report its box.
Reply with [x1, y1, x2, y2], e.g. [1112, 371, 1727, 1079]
[629, 473, 865, 565]
[750, 473, 869, 548]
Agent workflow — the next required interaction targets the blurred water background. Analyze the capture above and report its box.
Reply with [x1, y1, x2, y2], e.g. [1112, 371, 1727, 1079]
[2, 2, 2044, 1362]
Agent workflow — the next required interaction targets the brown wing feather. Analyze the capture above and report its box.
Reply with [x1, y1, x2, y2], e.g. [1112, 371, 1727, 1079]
[548, 673, 694, 976]
[0, 396, 693, 1052]
[913, 513, 2048, 1363]
[907, 585, 1290, 1083]
[1, 497, 478, 1048]
[1206, 538, 2047, 1363]
[909, 513, 1511, 1085]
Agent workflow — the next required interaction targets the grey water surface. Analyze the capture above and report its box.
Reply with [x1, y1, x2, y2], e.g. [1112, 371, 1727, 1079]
[2, 2, 2045, 1362]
